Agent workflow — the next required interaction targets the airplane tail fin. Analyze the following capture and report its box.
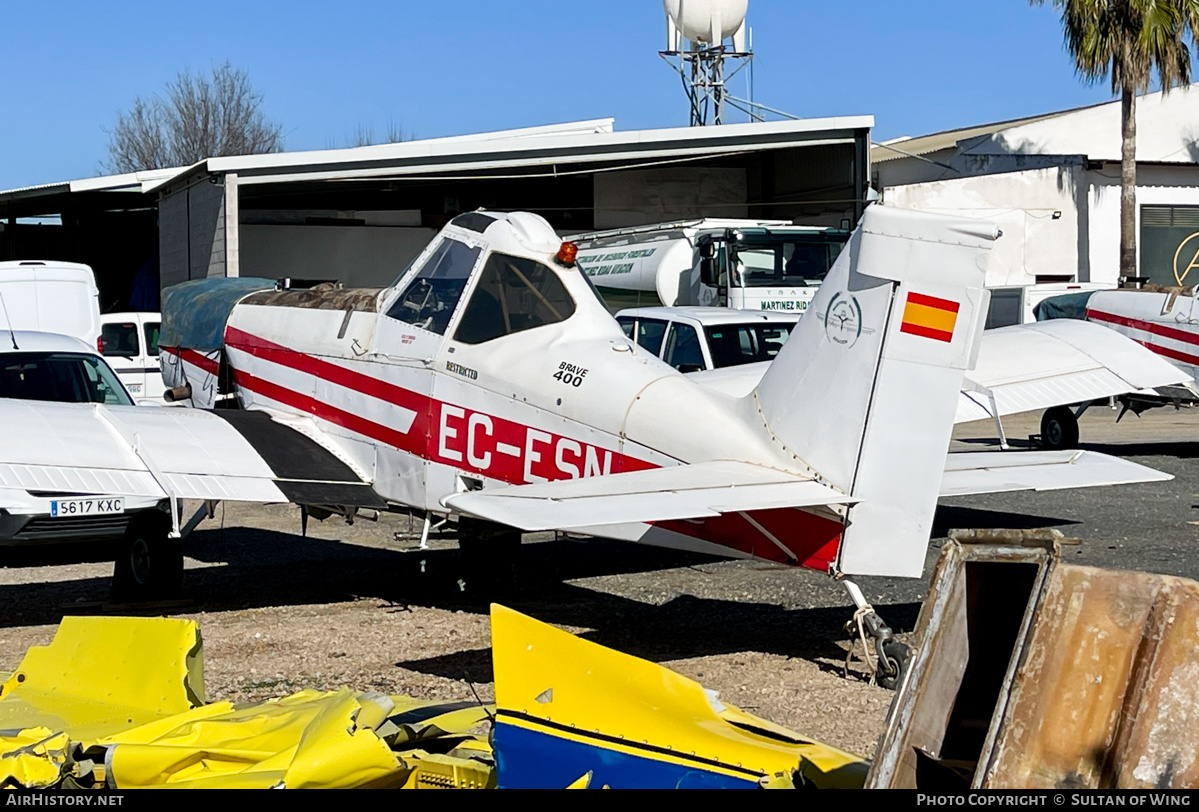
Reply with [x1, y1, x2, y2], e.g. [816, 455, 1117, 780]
[754, 206, 995, 577]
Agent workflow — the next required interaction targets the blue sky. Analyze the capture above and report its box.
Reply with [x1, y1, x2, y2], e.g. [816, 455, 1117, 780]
[0, 1, 1154, 190]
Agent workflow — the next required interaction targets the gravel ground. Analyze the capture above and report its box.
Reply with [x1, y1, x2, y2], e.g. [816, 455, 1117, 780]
[2, 406, 1196, 762]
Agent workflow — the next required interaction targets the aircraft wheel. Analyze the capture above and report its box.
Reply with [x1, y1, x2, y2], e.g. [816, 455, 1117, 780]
[877, 641, 912, 691]
[1040, 406, 1079, 450]
[457, 517, 521, 597]
[111, 512, 182, 601]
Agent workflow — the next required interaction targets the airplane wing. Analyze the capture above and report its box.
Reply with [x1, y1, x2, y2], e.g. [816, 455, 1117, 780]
[442, 460, 855, 531]
[940, 450, 1171, 497]
[687, 321, 1191, 420]
[445, 451, 1168, 532]
[956, 319, 1191, 422]
[0, 400, 384, 508]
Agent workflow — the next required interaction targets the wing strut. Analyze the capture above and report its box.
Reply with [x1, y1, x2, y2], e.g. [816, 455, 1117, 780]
[93, 405, 182, 537]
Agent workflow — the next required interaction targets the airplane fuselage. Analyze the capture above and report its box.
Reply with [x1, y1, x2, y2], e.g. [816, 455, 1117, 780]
[209, 215, 842, 570]
[1086, 289, 1199, 384]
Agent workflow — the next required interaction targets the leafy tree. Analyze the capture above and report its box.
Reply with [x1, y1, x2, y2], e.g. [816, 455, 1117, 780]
[1033, 1, 1199, 280]
[106, 62, 283, 172]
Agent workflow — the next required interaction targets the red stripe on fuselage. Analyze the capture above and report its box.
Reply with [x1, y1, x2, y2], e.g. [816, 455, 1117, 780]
[161, 346, 220, 375]
[1089, 308, 1199, 347]
[230, 367, 416, 452]
[223, 326, 656, 483]
[226, 326, 425, 413]
[1088, 309, 1199, 366]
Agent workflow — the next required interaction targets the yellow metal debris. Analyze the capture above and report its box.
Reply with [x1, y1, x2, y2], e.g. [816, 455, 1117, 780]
[0, 616, 495, 790]
[490, 604, 869, 789]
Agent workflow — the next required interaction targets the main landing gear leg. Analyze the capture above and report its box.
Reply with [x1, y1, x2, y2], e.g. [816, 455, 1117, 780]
[843, 580, 911, 690]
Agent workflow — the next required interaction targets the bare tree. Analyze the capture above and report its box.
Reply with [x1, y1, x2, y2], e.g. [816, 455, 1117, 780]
[106, 62, 284, 172]
[345, 119, 411, 148]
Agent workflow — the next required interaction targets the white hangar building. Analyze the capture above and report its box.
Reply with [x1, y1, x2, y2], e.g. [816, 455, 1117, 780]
[873, 87, 1199, 297]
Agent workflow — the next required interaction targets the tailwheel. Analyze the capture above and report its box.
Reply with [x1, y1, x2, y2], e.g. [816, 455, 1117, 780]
[877, 640, 912, 691]
[842, 579, 912, 690]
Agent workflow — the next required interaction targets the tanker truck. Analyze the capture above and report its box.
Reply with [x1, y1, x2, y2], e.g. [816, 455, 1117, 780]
[570, 219, 850, 314]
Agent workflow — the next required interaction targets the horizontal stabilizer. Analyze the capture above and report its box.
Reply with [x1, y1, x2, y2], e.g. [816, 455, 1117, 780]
[940, 450, 1171, 497]
[0, 401, 383, 508]
[957, 320, 1191, 422]
[443, 460, 853, 531]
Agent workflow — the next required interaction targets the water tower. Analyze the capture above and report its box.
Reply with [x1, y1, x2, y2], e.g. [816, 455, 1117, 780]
[661, 0, 752, 126]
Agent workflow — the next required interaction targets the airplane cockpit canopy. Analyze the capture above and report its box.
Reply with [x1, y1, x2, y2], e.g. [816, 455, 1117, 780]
[383, 210, 598, 346]
[453, 251, 576, 345]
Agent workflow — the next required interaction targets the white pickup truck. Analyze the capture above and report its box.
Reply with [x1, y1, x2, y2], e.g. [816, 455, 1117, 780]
[615, 306, 797, 372]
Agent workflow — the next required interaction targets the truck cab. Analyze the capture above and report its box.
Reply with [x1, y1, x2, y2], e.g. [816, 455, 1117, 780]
[572, 219, 849, 314]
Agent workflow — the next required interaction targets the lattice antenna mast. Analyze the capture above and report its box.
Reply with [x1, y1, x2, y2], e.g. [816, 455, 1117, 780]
[659, 0, 753, 126]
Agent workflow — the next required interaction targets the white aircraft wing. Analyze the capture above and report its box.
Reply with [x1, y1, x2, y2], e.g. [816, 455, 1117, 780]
[442, 460, 855, 531]
[956, 319, 1191, 422]
[0, 400, 383, 508]
[446, 449, 1168, 533]
[941, 450, 1171, 497]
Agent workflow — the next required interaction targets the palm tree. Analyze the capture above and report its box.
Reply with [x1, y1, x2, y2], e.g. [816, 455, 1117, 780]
[1032, 0, 1199, 281]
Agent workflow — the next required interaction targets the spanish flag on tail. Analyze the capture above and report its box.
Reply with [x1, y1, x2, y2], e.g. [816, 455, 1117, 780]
[900, 291, 959, 343]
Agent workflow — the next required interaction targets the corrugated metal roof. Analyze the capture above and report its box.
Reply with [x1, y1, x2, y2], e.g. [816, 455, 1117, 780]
[148, 115, 874, 192]
[0, 167, 183, 203]
[1, 116, 873, 205]
[870, 101, 1111, 164]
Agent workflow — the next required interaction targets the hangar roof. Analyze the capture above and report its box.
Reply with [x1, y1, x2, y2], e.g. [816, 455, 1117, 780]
[148, 115, 874, 193]
[1, 116, 873, 218]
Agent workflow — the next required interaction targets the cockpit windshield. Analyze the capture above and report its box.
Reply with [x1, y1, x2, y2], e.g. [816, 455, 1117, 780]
[385, 238, 482, 334]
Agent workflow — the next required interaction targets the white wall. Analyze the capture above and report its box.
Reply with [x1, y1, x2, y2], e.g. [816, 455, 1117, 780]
[239, 224, 437, 288]
[882, 165, 1083, 287]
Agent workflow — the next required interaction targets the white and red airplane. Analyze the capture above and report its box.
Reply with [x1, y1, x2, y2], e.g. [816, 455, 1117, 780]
[0, 206, 1181, 683]
[1024, 286, 1199, 447]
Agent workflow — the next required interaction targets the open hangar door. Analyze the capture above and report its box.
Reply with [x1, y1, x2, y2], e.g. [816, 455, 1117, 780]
[0, 189, 159, 312]
[154, 119, 870, 292]
[231, 171, 595, 289]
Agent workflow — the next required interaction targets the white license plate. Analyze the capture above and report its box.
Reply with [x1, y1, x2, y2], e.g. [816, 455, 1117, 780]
[50, 498, 124, 517]
[127, 383, 143, 393]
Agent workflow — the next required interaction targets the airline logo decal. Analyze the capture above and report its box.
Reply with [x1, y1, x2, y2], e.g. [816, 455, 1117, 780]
[900, 291, 959, 343]
[823, 292, 863, 347]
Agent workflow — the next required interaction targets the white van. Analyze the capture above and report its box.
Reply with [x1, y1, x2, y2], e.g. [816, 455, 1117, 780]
[99, 312, 165, 405]
[0, 260, 101, 348]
